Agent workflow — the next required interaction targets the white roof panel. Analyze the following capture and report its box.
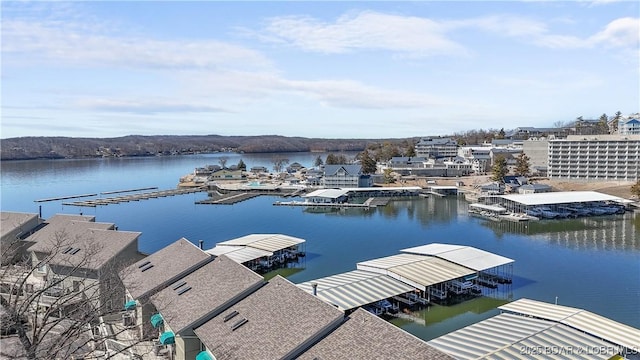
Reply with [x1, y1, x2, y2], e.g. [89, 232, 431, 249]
[224, 247, 273, 263]
[401, 243, 514, 271]
[297, 270, 415, 311]
[303, 189, 349, 199]
[499, 298, 580, 321]
[499, 298, 640, 351]
[427, 313, 553, 359]
[499, 191, 625, 206]
[429, 313, 617, 360]
[217, 234, 305, 252]
[469, 203, 507, 212]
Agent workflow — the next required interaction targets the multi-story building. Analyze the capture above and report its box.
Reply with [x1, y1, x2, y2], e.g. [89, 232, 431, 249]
[619, 118, 640, 135]
[323, 165, 372, 188]
[415, 137, 458, 159]
[548, 135, 640, 181]
[522, 138, 549, 176]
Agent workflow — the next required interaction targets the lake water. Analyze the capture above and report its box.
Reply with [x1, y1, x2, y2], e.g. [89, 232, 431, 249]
[2, 153, 639, 340]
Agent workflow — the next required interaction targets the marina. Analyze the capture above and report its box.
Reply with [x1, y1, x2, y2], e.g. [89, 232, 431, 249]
[3, 154, 639, 342]
[298, 243, 513, 323]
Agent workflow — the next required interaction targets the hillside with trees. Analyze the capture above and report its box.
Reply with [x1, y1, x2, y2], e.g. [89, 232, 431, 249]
[0, 135, 415, 161]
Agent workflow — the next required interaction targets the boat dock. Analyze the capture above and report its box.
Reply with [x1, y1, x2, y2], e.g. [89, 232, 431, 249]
[275, 197, 390, 208]
[62, 187, 206, 207]
[196, 192, 263, 205]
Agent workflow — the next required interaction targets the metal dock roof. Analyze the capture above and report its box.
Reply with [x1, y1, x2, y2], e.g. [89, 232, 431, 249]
[205, 245, 273, 264]
[357, 254, 475, 289]
[499, 298, 640, 351]
[297, 270, 415, 311]
[428, 312, 617, 360]
[217, 233, 305, 252]
[498, 191, 625, 206]
[401, 243, 514, 271]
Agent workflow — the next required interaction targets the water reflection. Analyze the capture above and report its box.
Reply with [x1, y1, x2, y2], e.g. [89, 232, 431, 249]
[481, 212, 640, 251]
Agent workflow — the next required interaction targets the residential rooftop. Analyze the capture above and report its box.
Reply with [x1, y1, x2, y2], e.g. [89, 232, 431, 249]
[30, 227, 141, 270]
[298, 308, 453, 360]
[0, 211, 39, 239]
[121, 237, 212, 300]
[151, 255, 264, 334]
[194, 275, 344, 360]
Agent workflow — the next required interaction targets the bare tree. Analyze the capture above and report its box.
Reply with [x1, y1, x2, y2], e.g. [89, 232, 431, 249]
[272, 158, 289, 173]
[218, 157, 228, 169]
[1, 229, 151, 359]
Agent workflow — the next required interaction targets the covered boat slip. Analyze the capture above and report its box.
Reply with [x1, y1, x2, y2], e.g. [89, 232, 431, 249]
[485, 190, 628, 214]
[356, 253, 478, 301]
[499, 298, 640, 353]
[427, 312, 618, 360]
[206, 234, 305, 272]
[296, 270, 415, 312]
[401, 243, 514, 285]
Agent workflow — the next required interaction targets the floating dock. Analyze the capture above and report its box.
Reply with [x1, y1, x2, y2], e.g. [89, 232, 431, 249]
[62, 187, 205, 207]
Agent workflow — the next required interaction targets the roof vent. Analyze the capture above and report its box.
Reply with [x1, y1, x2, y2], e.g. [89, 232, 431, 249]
[140, 263, 154, 272]
[230, 318, 248, 331]
[138, 261, 151, 269]
[172, 281, 187, 290]
[223, 310, 239, 322]
[176, 286, 192, 296]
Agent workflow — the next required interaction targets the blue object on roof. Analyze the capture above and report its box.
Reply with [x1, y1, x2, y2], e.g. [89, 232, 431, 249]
[159, 331, 175, 345]
[150, 313, 164, 328]
[196, 350, 216, 360]
[124, 300, 137, 311]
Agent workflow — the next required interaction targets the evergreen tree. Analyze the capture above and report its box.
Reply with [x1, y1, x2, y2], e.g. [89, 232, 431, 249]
[359, 150, 377, 174]
[383, 168, 395, 184]
[314, 155, 324, 167]
[404, 142, 416, 157]
[514, 153, 530, 176]
[598, 113, 609, 134]
[497, 128, 506, 139]
[237, 159, 247, 171]
[491, 155, 508, 182]
[325, 153, 347, 165]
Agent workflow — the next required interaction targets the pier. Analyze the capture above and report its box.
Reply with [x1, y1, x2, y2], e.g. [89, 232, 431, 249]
[62, 187, 206, 207]
[35, 193, 98, 203]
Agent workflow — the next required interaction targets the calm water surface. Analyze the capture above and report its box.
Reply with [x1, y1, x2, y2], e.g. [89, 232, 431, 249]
[2, 153, 639, 340]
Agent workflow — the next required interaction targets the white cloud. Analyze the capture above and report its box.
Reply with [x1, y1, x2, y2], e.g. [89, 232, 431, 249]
[259, 11, 467, 57]
[1, 19, 271, 70]
[75, 98, 230, 115]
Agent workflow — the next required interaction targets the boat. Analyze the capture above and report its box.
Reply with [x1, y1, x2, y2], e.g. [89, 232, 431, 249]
[539, 207, 559, 219]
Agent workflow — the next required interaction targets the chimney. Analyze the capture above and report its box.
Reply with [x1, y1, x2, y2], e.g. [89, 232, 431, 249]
[311, 283, 318, 296]
[199, 240, 204, 250]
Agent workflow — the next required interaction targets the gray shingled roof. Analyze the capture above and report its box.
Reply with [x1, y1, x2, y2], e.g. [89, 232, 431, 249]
[0, 211, 39, 238]
[31, 227, 140, 270]
[323, 164, 362, 176]
[151, 255, 264, 334]
[25, 219, 114, 250]
[298, 308, 453, 360]
[194, 276, 344, 360]
[121, 238, 212, 300]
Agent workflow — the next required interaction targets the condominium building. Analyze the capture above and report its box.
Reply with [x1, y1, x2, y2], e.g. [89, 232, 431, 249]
[548, 135, 640, 181]
[415, 137, 458, 159]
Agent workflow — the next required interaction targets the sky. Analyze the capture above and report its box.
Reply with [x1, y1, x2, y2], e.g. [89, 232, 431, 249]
[1, 1, 639, 139]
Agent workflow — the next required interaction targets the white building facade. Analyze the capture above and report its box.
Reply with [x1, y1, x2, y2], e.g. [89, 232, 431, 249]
[548, 135, 640, 181]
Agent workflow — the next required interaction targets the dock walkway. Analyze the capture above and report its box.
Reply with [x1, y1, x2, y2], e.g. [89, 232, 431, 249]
[62, 187, 205, 207]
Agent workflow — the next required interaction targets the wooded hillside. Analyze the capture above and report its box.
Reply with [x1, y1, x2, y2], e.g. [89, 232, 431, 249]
[0, 135, 411, 160]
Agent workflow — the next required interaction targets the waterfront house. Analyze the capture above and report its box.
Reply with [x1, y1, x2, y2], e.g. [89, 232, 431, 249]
[323, 164, 372, 188]
[120, 238, 214, 339]
[26, 215, 142, 313]
[1, 211, 41, 265]
[194, 275, 344, 360]
[150, 256, 264, 360]
[518, 183, 552, 194]
[209, 169, 246, 181]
